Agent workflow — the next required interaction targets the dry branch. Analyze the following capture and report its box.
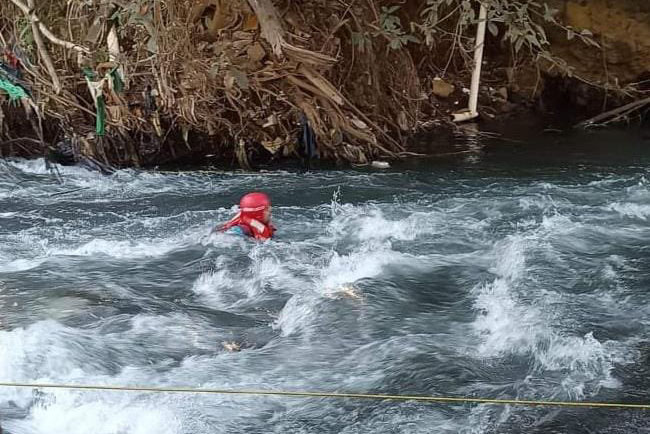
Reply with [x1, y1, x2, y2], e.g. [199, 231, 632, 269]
[9, 0, 89, 53]
[246, 0, 285, 58]
[25, 0, 62, 93]
[577, 96, 650, 127]
[1, 0, 417, 166]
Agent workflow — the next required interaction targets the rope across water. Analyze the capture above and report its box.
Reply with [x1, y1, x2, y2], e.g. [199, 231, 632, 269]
[0, 382, 648, 410]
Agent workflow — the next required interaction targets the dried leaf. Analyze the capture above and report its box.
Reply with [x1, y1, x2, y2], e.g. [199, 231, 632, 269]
[282, 42, 337, 66]
[432, 77, 455, 98]
[208, 63, 220, 79]
[85, 19, 105, 44]
[243, 13, 258, 31]
[261, 137, 284, 154]
[225, 68, 249, 91]
[350, 118, 368, 129]
[230, 68, 249, 90]
[262, 114, 278, 128]
[146, 36, 158, 54]
[247, 43, 266, 62]
[298, 65, 344, 106]
[224, 74, 236, 91]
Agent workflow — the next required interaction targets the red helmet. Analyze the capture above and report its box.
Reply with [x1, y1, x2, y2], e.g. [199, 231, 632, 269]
[239, 192, 271, 221]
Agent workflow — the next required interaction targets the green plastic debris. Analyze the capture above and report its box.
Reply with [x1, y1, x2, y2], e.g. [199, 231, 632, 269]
[0, 78, 28, 102]
[96, 95, 106, 136]
[84, 66, 123, 135]
[82, 67, 96, 80]
[110, 68, 124, 93]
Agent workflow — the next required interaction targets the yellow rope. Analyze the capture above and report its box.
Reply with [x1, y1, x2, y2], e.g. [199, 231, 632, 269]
[0, 382, 648, 409]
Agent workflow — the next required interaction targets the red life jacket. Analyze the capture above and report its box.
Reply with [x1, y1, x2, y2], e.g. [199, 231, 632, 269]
[218, 192, 275, 240]
[219, 213, 275, 240]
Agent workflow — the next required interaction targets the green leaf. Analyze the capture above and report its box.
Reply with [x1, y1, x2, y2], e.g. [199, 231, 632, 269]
[109, 9, 121, 22]
[488, 22, 498, 37]
[208, 63, 220, 79]
[525, 33, 540, 48]
[230, 68, 249, 90]
[146, 36, 158, 54]
[515, 36, 524, 53]
[533, 23, 548, 44]
[406, 34, 421, 43]
[543, 4, 556, 22]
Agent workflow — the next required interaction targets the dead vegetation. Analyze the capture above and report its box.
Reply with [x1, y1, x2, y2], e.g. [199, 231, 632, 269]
[0, 0, 647, 167]
[0, 0, 427, 166]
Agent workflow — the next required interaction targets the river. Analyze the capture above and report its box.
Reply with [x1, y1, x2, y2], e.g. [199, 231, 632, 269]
[1, 129, 649, 433]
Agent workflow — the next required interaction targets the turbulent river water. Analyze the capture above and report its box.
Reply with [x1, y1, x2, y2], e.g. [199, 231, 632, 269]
[1, 130, 649, 433]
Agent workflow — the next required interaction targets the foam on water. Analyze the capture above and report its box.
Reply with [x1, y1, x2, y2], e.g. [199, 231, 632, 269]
[272, 195, 436, 337]
[191, 268, 237, 309]
[7, 399, 182, 434]
[1, 157, 648, 433]
[0, 159, 251, 203]
[273, 240, 408, 336]
[0, 258, 48, 273]
[472, 236, 543, 357]
[0, 314, 229, 434]
[470, 216, 630, 402]
[51, 237, 186, 259]
[607, 202, 650, 220]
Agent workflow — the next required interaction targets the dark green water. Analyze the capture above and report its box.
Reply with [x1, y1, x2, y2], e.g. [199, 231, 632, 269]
[0, 129, 649, 433]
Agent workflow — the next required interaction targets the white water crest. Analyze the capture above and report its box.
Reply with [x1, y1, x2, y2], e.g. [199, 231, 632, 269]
[1, 154, 648, 433]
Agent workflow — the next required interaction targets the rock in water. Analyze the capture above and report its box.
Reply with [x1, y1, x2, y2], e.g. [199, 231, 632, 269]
[498, 87, 509, 101]
[371, 161, 390, 169]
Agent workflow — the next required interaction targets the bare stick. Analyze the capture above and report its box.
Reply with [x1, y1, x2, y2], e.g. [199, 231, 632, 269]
[23, 0, 61, 93]
[576, 96, 650, 128]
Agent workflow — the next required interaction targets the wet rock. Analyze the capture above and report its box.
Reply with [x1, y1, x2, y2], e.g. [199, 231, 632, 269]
[498, 87, 509, 101]
[498, 101, 519, 113]
[548, 0, 650, 83]
[432, 77, 455, 98]
[371, 161, 390, 169]
[48, 138, 76, 166]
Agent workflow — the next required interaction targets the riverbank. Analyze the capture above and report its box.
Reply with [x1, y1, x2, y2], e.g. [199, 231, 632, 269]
[0, 0, 648, 168]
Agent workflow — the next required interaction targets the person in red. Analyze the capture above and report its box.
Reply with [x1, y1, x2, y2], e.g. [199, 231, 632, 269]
[217, 192, 275, 240]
